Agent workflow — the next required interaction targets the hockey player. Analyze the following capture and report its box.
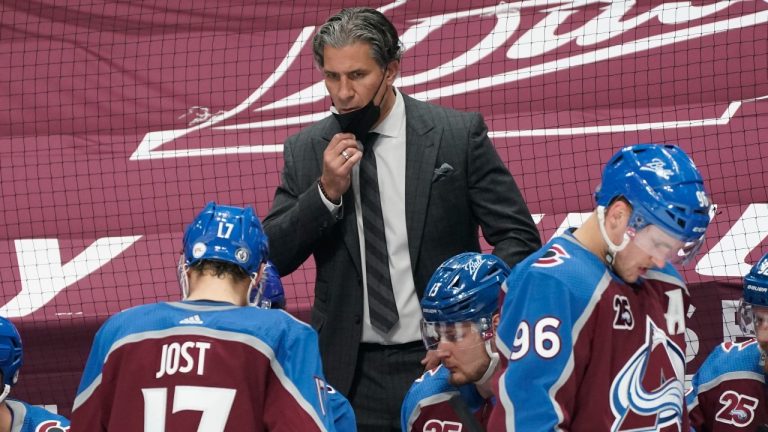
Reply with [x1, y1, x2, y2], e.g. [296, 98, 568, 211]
[489, 144, 713, 430]
[0, 316, 70, 431]
[72, 202, 340, 431]
[687, 252, 768, 431]
[250, 261, 357, 431]
[401, 252, 510, 431]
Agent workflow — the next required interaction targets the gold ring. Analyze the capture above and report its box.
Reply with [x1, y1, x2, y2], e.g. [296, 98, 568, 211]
[341, 150, 350, 160]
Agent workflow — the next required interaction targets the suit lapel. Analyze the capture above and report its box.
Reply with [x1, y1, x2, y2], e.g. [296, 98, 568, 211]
[403, 95, 440, 271]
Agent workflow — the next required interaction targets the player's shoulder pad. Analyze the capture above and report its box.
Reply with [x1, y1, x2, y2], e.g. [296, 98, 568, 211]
[403, 365, 456, 407]
[505, 234, 607, 302]
[696, 340, 763, 386]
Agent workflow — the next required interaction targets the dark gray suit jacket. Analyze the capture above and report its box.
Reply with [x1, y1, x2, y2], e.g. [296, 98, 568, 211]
[263, 93, 541, 394]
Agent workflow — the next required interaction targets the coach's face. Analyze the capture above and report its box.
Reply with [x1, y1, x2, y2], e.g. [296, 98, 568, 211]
[322, 42, 398, 125]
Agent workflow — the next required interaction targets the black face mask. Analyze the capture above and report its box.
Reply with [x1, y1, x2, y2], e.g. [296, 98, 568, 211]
[332, 71, 387, 140]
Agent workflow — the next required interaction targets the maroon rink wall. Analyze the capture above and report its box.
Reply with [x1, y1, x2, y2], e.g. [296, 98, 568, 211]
[0, 0, 766, 415]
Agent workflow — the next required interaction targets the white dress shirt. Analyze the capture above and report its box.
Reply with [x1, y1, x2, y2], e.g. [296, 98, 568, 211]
[319, 88, 422, 344]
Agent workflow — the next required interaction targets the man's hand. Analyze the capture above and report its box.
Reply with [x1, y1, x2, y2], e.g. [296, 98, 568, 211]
[320, 133, 362, 202]
[421, 349, 441, 371]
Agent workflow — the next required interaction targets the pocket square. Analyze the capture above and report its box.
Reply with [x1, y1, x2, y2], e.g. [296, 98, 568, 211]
[432, 163, 454, 182]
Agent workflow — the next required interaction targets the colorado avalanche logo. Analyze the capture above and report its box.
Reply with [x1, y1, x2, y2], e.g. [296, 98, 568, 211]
[610, 317, 685, 431]
[35, 420, 69, 432]
[533, 245, 570, 268]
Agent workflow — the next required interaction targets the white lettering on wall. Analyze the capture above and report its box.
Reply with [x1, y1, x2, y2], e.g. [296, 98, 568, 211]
[2, 236, 141, 317]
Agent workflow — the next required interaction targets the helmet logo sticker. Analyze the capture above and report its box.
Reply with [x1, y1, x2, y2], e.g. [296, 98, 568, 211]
[639, 158, 674, 180]
[758, 259, 768, 276]
[235, 248, 250, 263]
[192, 242, 206, 259]
[463, 256, 487, 279]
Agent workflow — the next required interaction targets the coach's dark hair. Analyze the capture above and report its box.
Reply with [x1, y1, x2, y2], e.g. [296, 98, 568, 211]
[312, 7, 402, 69]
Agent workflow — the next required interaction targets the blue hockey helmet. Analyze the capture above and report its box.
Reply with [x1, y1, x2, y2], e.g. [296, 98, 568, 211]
[743, 253, 768, 307]
[0, 317, 23, 390]
[250, 261, 287, 309]
[182, 202, 268, 277]
[420, 252, 510, 367]
[421, 252, 510, 323]
[738, 253, 768, 336]
[594, 144, 712, 264]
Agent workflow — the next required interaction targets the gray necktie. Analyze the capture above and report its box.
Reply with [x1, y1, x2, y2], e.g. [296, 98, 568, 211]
[359, 132, 399, 332]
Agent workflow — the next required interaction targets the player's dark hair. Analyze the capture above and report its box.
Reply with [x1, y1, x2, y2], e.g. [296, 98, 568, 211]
[189, 259, 251, 283]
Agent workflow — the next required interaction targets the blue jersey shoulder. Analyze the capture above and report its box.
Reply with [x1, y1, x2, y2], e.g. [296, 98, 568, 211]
[696, 340, 764, 386]
[506, 233, 608, 304]
[78, 301, 320, 396]
[95, 301, 316, 352]
[499, 232, 610, 340]
[402, 365, 456, 412]
[6, 400, 70, 432]
[401, 365, 485, 431]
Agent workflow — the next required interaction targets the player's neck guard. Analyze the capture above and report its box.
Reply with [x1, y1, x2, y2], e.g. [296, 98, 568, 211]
[0, 384, 10, 404]
[245, 274, 258, 307]
[178, 255, 191, 299]
[476, 340, 499, 386]
[597, 205, 630, 265]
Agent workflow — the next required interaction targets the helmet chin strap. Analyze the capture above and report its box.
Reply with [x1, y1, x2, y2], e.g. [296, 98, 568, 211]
[596, 205, 631, 265]
[476, 339, 499, 386]
[245, 274, 258, 306]
[178, 261, 190, 299]
[0, 384, 10, 404]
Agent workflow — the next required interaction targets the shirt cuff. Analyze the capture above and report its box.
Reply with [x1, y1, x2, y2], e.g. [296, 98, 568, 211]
[318, 183, 342, 216]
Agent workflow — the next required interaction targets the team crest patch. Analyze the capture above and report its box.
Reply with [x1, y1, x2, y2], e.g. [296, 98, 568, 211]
[533, 245, 570, 268]
[610, 317, 685, 431]
[235, 247, 250, 263]
[191, 242, 206, 259]
[35, 421, 69, 432]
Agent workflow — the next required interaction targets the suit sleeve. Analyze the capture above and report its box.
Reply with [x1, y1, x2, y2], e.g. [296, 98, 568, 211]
[262, 133, 339, 275]
[466, 113, 541, 266]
